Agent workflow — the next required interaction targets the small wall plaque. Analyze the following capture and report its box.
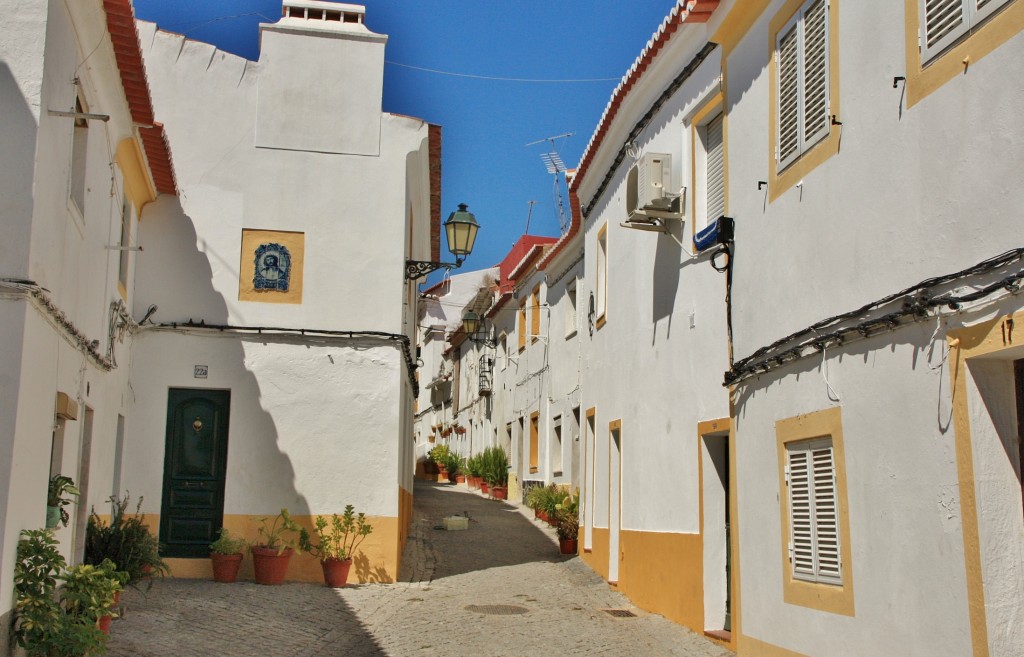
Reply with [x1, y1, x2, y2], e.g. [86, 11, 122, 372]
[194, 365, 209, 379]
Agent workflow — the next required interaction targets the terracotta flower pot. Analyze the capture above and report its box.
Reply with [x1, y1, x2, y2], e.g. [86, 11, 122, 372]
[480, 482, 489, 494]
[251, 546, 293, 585]
[98, 614, 113, 635]
[321, 557, 353, 588]
[211, 552, 244, 583]
[455, 474, 466, 484]
[559, 538, 578, 554]
[491, 486, 507, 500]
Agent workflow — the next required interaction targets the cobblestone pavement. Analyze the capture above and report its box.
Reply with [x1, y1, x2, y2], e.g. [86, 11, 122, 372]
[108, 482, 733, 657]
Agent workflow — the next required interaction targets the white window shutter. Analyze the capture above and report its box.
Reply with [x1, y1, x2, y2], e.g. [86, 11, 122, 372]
[921, 0, 968, 62]
[777, 21, 800, 169]
[787, 438, 842, 585]
[801, 0, 830, 150]
[787, 448, 816, 578]
[705, 113, 726, 225]
[811, 443, 842, 584]
[973, 0, 1013, 24]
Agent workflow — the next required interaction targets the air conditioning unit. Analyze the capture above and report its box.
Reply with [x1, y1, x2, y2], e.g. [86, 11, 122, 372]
[626, 153, 680, 219]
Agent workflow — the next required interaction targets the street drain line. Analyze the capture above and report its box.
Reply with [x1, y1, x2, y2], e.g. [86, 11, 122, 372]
[464, 604, 529, 616]
[601, 608, 637, 618]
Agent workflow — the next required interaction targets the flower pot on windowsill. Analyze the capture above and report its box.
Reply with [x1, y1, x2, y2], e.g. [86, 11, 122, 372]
[251, 546, 293, 585]
[321, 557, 353, 588]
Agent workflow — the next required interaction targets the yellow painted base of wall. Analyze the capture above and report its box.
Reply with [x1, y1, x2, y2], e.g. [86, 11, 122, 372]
[152, 512, 400, 584]
[618, 530, 704, 633]
[507, 472, 521, 503]
[738, 635, 808, 657]
[582, 527, 610, 581]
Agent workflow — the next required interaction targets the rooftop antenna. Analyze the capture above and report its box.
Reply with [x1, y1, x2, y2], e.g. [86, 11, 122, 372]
[526, 132, 574, 234]
[524, 200, 537, 235]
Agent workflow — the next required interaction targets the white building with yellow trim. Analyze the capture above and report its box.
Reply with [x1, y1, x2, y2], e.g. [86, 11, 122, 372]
[0, 0, 176, 648]
[715, 0, 1024, 655]
[123, 1, 439, 584]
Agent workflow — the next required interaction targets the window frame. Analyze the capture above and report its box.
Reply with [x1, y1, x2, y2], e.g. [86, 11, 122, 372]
[904, 0, 1022, 107]
[117, 197, 133, 300]
[690, 96, 726, 234]
[767, 0, 840, 201]
[775, 406, 854, 616]
[595, 225, 608, 330]
[919, 0, 1014, 64]
[518, 298, 527, 352]
[530, 285, 541, 344]
[565, 279, 578, 339]
[775, 0, 830, 172]
[69, 93, 90, 221]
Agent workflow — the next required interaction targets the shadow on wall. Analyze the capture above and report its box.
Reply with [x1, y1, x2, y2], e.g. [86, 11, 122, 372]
[0, 63, 39, 275]
[129, 195, 310, 575]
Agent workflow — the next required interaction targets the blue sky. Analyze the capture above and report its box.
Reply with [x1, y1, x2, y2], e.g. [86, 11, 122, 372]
[133, 1, 677, 281]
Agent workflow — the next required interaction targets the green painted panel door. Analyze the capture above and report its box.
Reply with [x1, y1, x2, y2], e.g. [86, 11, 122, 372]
[160, 389, 230, 558]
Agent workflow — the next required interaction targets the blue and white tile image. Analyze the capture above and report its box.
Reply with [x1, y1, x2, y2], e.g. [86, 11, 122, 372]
[254, 243, 291, 291]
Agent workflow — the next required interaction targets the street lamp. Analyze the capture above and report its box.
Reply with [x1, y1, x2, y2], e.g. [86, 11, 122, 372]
[461, 309, 496, 347]
[406, 203, 480, 280]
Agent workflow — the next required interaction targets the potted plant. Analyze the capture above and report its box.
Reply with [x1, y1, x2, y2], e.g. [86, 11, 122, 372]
[442, 451, 461, 484]
[85, 493, 168, 588]
[430, 444, 451, 480]
[251, 508, 302, 585]
[209, 528, 247, 583]
[466, 454, 482, 489]
[556, 511, 579, 554]
[483, 446, 510, 500]
[525, 485, 545, 519]
[46, 474, 79, 529]
[14, 529, 124, 654]
[299, 504, 374, 588]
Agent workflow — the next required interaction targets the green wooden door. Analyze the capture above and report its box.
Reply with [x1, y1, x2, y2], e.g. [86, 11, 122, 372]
[160, 389, 230, 558]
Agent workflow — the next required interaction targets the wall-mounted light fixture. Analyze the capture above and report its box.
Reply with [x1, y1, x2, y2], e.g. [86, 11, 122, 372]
[406, 203, 481, 280]
[461, 310, 497, 347]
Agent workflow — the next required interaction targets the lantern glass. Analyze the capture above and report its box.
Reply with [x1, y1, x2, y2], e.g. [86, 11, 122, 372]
[462, 310, 480, 336]
[445, 203, 479, 259]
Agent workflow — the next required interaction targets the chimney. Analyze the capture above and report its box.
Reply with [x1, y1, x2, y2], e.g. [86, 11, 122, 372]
[255, 1, 387, 155]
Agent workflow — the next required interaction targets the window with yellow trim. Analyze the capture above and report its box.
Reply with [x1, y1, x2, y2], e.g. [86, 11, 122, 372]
[775, 0, 830, 171]
[920, 0, 1015, 63]
[518, 299, 527, 351]
[529, 412, 539, 474]
[530, 285, 541, 343]
[776, 407, 854, 616]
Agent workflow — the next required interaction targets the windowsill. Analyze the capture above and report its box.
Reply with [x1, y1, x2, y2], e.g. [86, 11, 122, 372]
[565, 329, 577, 340]
[595, 314, 607, 330]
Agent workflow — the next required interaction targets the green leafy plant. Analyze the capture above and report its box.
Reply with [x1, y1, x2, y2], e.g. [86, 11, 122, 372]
[253, 508, 303, 554]
[525, 484, 546, 510]
[428, 444, 451, 466]
[467, 454, 483, 478]
[556, 510, 579, 540]
[209, 527, 247, 556]
[480, 446, 509, 486]
[299, 505, 374, 561]
[442, 451, 462, 478]
[47, 474, 80, 528]
[85, 493, 168, 587]
[14, 529, 118, 656]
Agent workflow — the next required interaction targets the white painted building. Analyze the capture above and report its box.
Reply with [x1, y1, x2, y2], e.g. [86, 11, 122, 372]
[555, 1, 736, 639]
[714, 0, 1024, 655]
[119, 1, 441, 583]
[0, 0, 176, 647]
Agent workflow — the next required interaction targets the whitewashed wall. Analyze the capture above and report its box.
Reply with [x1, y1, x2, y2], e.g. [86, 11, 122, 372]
[576, 31, 730, 536]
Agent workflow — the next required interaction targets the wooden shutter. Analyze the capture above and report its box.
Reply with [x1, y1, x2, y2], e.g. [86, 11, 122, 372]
[973, 0, 1013, 24]
[787, 438, 842, 585]
[705, 113, 726, 225]
[811, 442, 841, 583]
[787, 447, 816, 578]
[921, 0, 968, 62]
[801, 0, 829, 150]
[776, 21, 800, 169]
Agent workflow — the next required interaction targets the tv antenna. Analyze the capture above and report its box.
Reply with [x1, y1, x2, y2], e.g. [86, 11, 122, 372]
[524, 200, 537, 235]
[526, 132, 574, 234]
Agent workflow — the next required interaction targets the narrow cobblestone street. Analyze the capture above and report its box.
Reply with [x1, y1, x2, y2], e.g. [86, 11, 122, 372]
[107, 482, 732, 656]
